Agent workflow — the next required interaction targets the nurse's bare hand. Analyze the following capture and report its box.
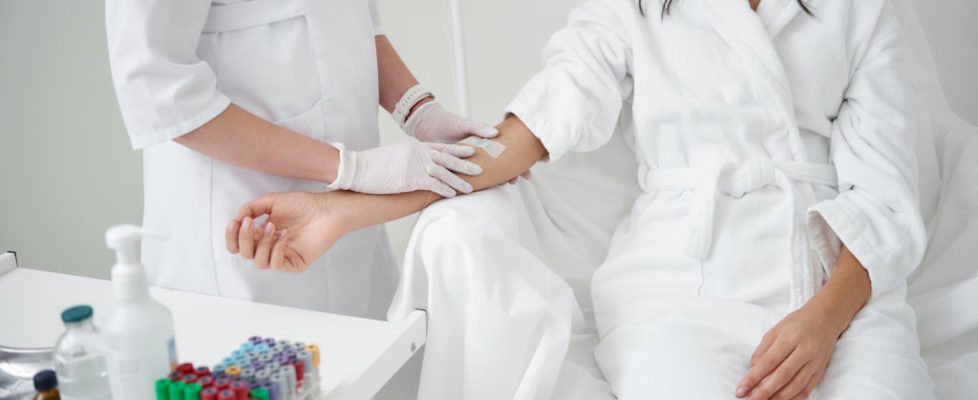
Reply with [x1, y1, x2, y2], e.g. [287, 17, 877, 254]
[226, 192, 345, 273]
[736, 306, 842, 400]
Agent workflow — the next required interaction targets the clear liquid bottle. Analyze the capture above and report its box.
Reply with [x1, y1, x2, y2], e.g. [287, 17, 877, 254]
[54, 305, 112, 400]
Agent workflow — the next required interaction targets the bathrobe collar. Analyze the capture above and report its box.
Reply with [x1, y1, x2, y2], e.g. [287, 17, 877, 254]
[695, 0, 817, 161]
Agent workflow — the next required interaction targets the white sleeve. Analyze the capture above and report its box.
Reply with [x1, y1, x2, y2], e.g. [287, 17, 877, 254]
[806, 2, 926, 299]
[369, 0, 384, 36]
[505, 0, 633, 162]
[105, 0, 231, 150]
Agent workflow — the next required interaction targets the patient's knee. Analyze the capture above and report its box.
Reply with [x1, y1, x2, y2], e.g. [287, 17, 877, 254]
[416, 186, 525, 248]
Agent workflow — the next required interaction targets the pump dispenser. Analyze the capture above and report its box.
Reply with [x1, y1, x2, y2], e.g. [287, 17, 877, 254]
[102, 225, 177, 400]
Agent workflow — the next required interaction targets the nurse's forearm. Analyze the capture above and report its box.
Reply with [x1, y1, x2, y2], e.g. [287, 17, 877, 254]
[332, 115, 546, 232]
[375, 35, 434, 118]
[805, 245, 872, 333]
[174, 103, 340, 183]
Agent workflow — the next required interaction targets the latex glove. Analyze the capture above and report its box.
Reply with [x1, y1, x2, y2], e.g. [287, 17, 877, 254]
[402, 101, 499, 143]
[329, 139, 481, 198]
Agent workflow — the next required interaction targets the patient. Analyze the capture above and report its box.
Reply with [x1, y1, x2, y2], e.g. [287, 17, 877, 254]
[227, 0, 934, 398]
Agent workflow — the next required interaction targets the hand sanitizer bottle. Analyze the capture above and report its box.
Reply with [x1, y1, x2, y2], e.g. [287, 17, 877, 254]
[102, 225, 177, 400]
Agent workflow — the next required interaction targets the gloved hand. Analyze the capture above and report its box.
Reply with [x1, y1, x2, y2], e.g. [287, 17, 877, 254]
[402, 101, 499, 143]
[328, 139, 481, 198]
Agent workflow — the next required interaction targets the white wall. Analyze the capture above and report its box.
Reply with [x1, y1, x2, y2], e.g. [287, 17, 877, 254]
[1, 0, 975, 279]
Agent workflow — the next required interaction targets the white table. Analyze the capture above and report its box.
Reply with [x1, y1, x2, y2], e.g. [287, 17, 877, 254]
[0, 252, 425, 400]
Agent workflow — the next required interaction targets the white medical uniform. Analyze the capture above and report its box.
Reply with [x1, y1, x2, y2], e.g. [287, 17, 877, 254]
[506, 0, 935, 397]
[105, 0, 397, 318]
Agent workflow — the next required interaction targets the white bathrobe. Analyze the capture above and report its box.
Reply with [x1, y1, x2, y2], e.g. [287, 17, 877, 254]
[505, 0, 935, 397]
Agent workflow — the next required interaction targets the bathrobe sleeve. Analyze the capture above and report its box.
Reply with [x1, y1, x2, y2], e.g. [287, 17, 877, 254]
[806, 2, 927, 299]
[505, 0, 633, 162]
[106, 0, 231, 150]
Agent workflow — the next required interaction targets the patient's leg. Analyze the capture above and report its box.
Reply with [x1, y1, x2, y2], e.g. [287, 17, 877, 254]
[393, 185, 589, 400]
[815, 290, 936, 400]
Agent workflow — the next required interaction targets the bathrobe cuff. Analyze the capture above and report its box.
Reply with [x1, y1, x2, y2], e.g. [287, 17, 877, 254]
[807, 195, 899, 299]
[506, 97, 564, 162]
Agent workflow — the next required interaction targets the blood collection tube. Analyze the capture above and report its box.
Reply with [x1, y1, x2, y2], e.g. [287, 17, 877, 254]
[225, 365, 241, 378]
[266, 373, 280, 400]
[169, 371, 184, 382]
[259, 353, 274, 363]
[178, 363, 195, 374]
[250, 388, 269, 400]
[200, 387, 219, 400]
[217, 389, 236, 400]
[169, 380, 187, 400]
[184, 383, 202, 400]
[240, 367, 255, 379]
[271, 372, 288, 400]
[298, 351, 314, 376]
[262, 384, 278, 400]
[255, 343, 269, 354]
[264, 338, 276, 347]
[240, 341, 255, 352]
[249, 336, 263, 344]
[197, 376, 214, 388]
[182, 374, 198, 384]
[156, 378, 171, 400]
[304, 344, 320, 367]
[230, 380, 249, 400]
[214, 378, 231, 390]
[282, 366, 297, 398]
[251, 361, 265, 371]
[289, 358, 304, 381]
[278, 339, 291, 348]
[194, 366, 211, 377]
[291, 342, 305, 351]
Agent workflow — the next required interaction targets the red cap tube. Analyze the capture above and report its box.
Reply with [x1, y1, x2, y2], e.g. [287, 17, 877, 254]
[200, 387, 219, 400]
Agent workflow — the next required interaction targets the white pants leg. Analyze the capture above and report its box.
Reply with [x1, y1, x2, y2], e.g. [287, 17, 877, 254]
[391, 186, 599, 400]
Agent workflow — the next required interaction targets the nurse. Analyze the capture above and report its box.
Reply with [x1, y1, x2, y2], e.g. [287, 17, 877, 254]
[104, 0, 495, 318]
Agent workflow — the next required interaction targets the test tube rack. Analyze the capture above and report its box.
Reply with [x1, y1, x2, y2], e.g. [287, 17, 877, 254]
[155, 336, 322, 400]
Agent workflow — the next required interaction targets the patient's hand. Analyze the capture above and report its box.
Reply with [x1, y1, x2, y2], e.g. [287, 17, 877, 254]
[226, 191, 348, 273]
[734, 304, 842, 400]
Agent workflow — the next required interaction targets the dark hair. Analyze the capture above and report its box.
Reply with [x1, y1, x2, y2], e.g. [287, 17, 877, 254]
[639, 0, 812, 18]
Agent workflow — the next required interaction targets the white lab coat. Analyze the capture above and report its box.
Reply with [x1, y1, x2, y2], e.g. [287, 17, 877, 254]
[105, 0, 398, 318]
[505, 0, 934, 397]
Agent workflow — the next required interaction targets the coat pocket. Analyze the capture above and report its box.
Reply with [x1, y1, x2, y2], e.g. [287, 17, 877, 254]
[199, 0, 323, 126]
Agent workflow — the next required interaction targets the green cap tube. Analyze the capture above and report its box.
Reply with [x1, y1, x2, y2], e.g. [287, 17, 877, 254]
[184, 383, 203, 400]
[251, 387, 269, 400]
[169, 380, 186, 400]
[156, 378, 172, 400]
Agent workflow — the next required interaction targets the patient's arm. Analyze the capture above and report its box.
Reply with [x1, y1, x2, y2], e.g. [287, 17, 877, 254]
[226, 115, 547, 272]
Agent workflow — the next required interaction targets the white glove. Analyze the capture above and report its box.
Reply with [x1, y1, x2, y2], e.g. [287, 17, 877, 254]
[328, 139, 481, 198]
[402, 101, 499, 143]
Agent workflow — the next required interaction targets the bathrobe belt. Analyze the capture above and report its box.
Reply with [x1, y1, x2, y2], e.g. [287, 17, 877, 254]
[640, 159, 838, 260]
